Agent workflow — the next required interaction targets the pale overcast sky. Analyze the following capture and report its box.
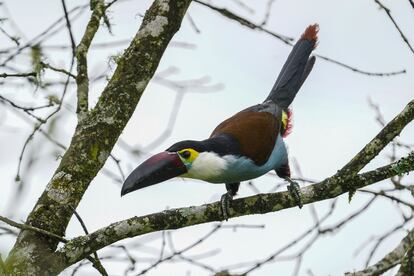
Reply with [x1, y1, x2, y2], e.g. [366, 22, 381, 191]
[1, 0, 413, 275]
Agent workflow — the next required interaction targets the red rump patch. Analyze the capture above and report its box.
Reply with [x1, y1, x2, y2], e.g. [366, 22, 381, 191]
[300, 24, 319, 44]
[283, 109, 293, 138]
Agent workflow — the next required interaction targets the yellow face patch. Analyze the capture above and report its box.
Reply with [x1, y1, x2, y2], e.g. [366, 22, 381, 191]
[178, 148, 199, 163]
[282, 111, 288, 129]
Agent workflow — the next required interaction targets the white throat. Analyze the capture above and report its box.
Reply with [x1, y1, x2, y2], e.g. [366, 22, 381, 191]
[184, 152, 228, 181]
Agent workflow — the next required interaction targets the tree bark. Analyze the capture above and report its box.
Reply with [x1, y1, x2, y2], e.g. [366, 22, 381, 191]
[4, 1, 192, 274]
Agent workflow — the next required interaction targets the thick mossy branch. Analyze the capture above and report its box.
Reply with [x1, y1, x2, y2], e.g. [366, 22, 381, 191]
[5, 1, 192, 275]
[56, 152, 414, 270]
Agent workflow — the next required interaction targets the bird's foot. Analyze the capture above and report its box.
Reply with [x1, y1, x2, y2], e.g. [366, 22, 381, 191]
[220, 192, 233, 221]
[286, 179, 303, 209]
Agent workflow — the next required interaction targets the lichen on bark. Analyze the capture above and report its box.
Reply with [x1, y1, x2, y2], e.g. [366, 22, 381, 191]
[4, 0, 192, 274]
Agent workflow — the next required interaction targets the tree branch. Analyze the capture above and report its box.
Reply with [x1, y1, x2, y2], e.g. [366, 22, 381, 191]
[75, 0, 105, 118]
[374, 0, 414, 55]
[339, 100, 414, 175]
[70, 206, 108, 276]
[56, 151, 414, 270]
[6, 1, 193, 274]
[193, 0, 294, 45]
[194, 0, 406, 77]
[0, 215, 67, 243]
[0, 72, 36, 78]
[52, 98, 414, 270]
[315, 54, 406, 77]
[347, 226, 414, 275]
[397, 245, 414, 275]
[40, 61, 76, 78]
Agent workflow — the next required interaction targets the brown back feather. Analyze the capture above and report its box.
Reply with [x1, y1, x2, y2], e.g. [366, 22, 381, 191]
[210, 111, 280, 166]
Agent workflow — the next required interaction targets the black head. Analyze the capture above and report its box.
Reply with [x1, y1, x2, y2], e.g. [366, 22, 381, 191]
[121, 135, 240, 196]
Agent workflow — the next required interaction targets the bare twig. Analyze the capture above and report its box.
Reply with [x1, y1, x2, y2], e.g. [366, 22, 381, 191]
[359, 189, 414, 209]
[193, 0, 406, 77]
[186, 14, 201, 33]
[0, 214, 67, 242]
[0, 25, 20, 45]
[193, 0, 293, 45]
[374, 0, 414, 54]
[0, 4, 89, 66]
[339, 100, 414, 177]
[347, 226, 414, 275]
[316, 54, 406, 77]
[69, 206, 108, 276]
[61, 0, 77, 57]
[261, 0, 276, 26]
[137, 224, 223, 275]
[230, 0, 254, 14]
[41, 61, 76, 78]
[243, 200, 337, 274]
[364, 216, 412, 268]
[0, 72, 36, 78]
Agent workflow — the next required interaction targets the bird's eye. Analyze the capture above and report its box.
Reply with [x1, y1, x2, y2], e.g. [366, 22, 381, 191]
[181, 150, 191, 159]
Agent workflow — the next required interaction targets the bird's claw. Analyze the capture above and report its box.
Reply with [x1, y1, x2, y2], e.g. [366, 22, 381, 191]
[287, 181, 303, 208]
[220, 192, 233, 221]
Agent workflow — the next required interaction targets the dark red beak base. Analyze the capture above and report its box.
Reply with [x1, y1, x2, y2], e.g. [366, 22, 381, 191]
[121, 152, 187, 196]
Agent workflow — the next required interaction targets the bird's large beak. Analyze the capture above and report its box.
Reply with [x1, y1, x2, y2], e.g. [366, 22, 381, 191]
[121, 151, 187, 196]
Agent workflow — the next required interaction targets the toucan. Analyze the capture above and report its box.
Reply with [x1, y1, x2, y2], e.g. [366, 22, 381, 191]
[121, 24, 319, 220]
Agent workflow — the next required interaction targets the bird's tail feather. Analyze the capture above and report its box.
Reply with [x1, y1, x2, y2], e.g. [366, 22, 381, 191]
[266, 24, 318, 108]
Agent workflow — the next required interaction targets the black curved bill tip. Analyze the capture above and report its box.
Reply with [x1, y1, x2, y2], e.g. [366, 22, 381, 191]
[121, 151, 186, 196]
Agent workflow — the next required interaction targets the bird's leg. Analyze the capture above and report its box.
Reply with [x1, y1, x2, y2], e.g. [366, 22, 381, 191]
[220, 183, 240, 221]
[285, 177, 303, 208]
[275, 163, 303, 209]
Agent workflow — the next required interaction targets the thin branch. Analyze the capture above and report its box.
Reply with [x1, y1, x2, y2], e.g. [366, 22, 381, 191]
[0, 25, 20, 46]
[0, 4, 89, 67]
[41, 61, 76, 78]
[243, 200, 337, 274]
[316, 54, 406, 77]
[193, 0, 406, 77]
[69, 206, 108, 276]
[0, 226, 18, 236]
[0, 95, 53, 112]
[0, 95, 54, 123]
[61, 0, 77, 57]
[318, 196, 377, 234]
[260, 0, 276, 26]
[136, 225, 222, 275]
[193, 0, 294, 45]
[13, 4, 78, 184]
[339, 100, 414, 177]
[186, 14, 201, 33]
[0, 214, 67, 243]
[347, 226, 414, 275]
[359, 189, 414, 209]
[75, 0, 105, 118]
[230, 0, 254, 14]
[374, 0, 414, 55]
[0, 72, 36, 78]
[364, 217, 412, 268]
